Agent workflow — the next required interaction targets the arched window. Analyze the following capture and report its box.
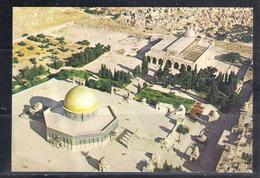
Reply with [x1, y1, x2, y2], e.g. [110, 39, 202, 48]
[187, 65, 192, 71]
[174, 62, 179, 69]
[146, 56, 151, 63]
[152, 57, 157, 64]
[158, 58, 163, 66]
[166, 60, 172, 68]
[180, 64, 186, 72]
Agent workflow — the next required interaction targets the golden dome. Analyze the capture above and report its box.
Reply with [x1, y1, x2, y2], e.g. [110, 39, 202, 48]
[64, 86, 97, 114]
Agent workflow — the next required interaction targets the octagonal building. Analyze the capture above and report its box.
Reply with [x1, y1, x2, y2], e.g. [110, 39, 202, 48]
[44, 85, 118, 150]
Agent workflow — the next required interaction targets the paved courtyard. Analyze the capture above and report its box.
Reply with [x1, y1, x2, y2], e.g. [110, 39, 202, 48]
[13, 79, 198, 172]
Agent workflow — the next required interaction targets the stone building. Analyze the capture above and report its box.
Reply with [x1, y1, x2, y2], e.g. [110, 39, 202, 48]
[43, 85, 118, 150]
[145, 29, 214, 70]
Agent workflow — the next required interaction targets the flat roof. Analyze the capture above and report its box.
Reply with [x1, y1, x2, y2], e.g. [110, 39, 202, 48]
[151, 36, 177, 51]
[44, 105, 115, 136]
[167, 37, 195, 55]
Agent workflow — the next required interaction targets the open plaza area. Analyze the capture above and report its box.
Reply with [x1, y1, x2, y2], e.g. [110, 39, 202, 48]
[12, 79, 205, 171]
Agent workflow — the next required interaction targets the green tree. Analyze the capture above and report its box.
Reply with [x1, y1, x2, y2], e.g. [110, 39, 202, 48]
[176, 124, 189, 142]
[133, 65, 141, 77]
[99, 79, 112, 93]
[228, 71, 238, 91]
[48, 60, 64, 69]
[227, 92, 243, 107]
[37, 33, 45, 38]
[191, 65, 198, 89]
[98, 64, 113, 79]
[137, 83, 142, 93]
[156, 66, 163, 79]
[22, 33, 28, 37]
[29, 58, 37, 65]
[224, 52, 241, 63]
[66, 44, 110, 67]
[163, 62, 171, 74]
[207, 80, 219, 105]
[87, 79, 97, 88]
[178, 71, 193, 90]
[141, 58, 149, 75]
[12, 57, 19, 64]
[18, 41, 26, 46]
[179, 64, 186, 73]
[143, 82, 148, 89]
[76, 40, 90, 46]
[27, 46, 34, 50]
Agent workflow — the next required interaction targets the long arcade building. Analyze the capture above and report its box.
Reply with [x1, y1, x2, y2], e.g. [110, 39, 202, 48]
[145, 29, 214, 71]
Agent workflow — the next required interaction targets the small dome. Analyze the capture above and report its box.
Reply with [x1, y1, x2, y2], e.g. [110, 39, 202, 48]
[33, 102, 43, 111]
[184, 29, 196, 38]
[64, 86, 97, 114]
[209, 110, 218, 117]
[178, 104, 186, 111]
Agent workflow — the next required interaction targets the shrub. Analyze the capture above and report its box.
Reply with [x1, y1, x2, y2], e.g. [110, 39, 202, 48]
[76, 40, 90, 46]
[41, 38, 50, 43]
[52, 51, 59, 55]
[29, 58, 37, 64]
[38, 44, 49, 48]
[56, 36, 65, 41]
[15, 65, 48, 82]
[18, 41, 26, 46]
[27, 46, 34, 50]
[99, 79, 112, 93]
[12, 57, 19, 64]
[36, 33, 45, 38]
[223, 52, 241, 63]
[66, 43, 110, 67]
[56, 36, 65, 44]
[58, 46, 69, 52]
[176, 124, 189, 134]
[133, 65, 141, 77]
[87, 79, 97, 88]
[22, 33, 28, 37]
[143, 82, 148, 89]
[48, 60, 64, 69]
[17, 52, 24, 57]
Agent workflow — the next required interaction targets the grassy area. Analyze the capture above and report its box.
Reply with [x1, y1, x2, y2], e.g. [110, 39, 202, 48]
[53, 69, 92, 80]
[135, 88, 195, 111]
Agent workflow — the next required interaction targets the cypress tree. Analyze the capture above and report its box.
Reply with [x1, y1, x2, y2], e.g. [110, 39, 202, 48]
[207, 80, 219, 105]
[156, 66, 163, 79]
[137, 83, 142, 93]
[224, 71, 229, 83]
[141, 58, 149, 75]
[163, 62, 171, 74]
[180, 64, 186, 73]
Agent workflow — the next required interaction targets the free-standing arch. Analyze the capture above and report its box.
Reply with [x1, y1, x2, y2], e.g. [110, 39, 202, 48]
[158, 58, 163, 66]
[146, 56, 151, 63]
[174, 62, 179, 69]
[187, 65, 192, 71]
[165, 60, 172, 68]
[152, 57, 157, 64]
